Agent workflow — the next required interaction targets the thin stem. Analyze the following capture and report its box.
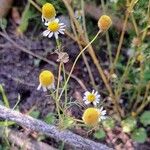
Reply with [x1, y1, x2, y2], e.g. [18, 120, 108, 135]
[112, 0, 138, 73]
[136, 83, 150, 115]
[133, 62, 144, 110]
[115, 57, 134, 99]
[55, 62, 62, 120]
[112, 11, 130, 73]
[70, 13, 97, 90]
[62, 63, 68, 111]
[101, 0, 113, 70]
[81, 0, 98, 90]
[56, 62, 62, 100]
[28, 0, 41, 12]
[58, 31, 101, 102]
[131, 13, 139, 36]
[142, 0, 150, 41]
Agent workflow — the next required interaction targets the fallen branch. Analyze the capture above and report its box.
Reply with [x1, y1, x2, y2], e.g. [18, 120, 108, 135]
[0, 105, 112, 150]
[0, 128, 56, 150]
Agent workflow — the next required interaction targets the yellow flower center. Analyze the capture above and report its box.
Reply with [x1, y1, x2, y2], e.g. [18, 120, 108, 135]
[87, 93, 96, 102]
[39, 70, 54, 86]
[98, 15, 112, 31]
[42, 3, 56, 19]
[48, 21, 60, 32]
[82, 108, 99, 126]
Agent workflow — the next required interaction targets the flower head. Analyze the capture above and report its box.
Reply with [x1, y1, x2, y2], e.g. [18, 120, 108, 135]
[82, 107, 107, 126]
[37, 70, 55, 92]
[98, 15, 112, 31]
[83, 90, 100, 106]
[43, 18, 65, 39]
[42, 3, 56, 22]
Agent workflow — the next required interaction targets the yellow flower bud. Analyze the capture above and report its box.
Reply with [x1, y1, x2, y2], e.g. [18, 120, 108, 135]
[42, 3, 56, 21]
[82, 108, 99, 126]
[39, 70, 54, 86]
[37, 70, 55, 92]
[98, 15, 112, 31]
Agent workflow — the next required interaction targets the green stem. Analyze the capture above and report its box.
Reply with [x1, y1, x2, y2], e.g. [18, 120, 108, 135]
[101, 0, 113, 70]
[57, 31, 101, 102]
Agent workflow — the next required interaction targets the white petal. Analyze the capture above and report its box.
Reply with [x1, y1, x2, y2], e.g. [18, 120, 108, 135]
[60, 25, 66, 28]
[101, 116, 107, 120]
[42, 16, 44, 22]
[52, 83, 55, 89]
[93, 101, 97, 106]
[47, 85, 52, 90]
[56, 31, 59, 35]
[59, 29, 65, 32]
[100, 107, 103, 112]
[84, 91, 90, 96]
[59, 30, 65, 34]
[54, 32, 58, 39]
[43, 30, 50, 36]
[48, 83, 55, 90]
[37, 84, 42, 90]
[96, 95, 100, 98]
[42, 87, 47, 92]
[59, 23, 64, 26]
[92, 90, 95, 94]
[44, 22, 49, 26]
[84, 100, 90, 105]
[95, 99, 100, 103]
[95, 91, 98, 95]
[101, 110, 106, 115]
[48, 32, 53, 38]
[55, 18, 59, 23]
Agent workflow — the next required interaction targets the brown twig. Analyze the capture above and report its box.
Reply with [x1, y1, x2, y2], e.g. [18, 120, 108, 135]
[0, 105, 112, 150]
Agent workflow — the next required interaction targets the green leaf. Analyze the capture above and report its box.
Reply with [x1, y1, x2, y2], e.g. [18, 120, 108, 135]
[0, 85, 10, 108]
[18, 3, 35, 32]
[44, 113, 56, 124]
[0, 18, 7, 30]
[131, 128, 147, 143]
[61, 116, 74, 129]
[140, 111, 150, 126]
[102, 118, 115, 130]
[30, 110, 40, 119]
[144, 70, 150, 81]
[121, 117, 137, 133]
[94, 129, 106, 140]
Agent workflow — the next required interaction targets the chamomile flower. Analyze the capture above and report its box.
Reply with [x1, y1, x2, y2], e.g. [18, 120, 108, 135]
[37, 70, 55, 92]
[83, 90, 100, 106]
[42, 3, 56, 22]
[82, 107, 107, 126]
[98, 15, 112, 31]
[43, 18, 66, 39]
